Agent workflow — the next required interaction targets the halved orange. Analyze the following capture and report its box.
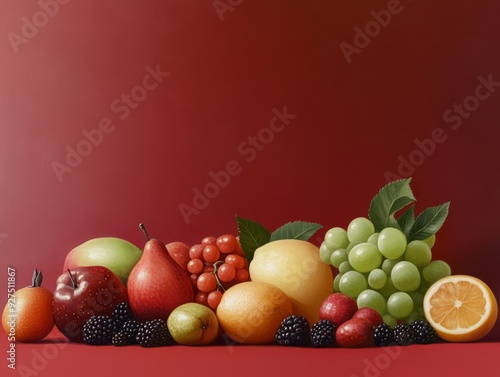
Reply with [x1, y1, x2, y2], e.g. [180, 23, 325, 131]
[423, 275, 498, 342]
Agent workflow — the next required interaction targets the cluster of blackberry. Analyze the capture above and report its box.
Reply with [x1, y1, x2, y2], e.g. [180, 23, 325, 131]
[274, 315, 439, 348]
[275, 315, 337, 347]
[374, 319, 439, 346]
[82, 302, 175, 347]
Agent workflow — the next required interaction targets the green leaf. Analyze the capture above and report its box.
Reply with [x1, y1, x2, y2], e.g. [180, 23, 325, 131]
[397, 205, 415, 238]
[270, 221, 323, 242]
[235, 215, 271, 263]
[408, 202, 450, 241]
[368, 178, 416, 232]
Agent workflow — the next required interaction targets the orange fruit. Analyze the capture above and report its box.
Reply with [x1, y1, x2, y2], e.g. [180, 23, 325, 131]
[423, 275, 498, 342]
[2, 269, 54, 343]
[216, 281, 292, 344]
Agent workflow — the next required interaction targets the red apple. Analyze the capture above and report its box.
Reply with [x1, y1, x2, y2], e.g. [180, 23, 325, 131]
[166, 241, 190, 272]
[53, 266, 128, 343]
[319, 293, 358, 327]
[352, 307, 384, 327]
[336, 317, 375, 348]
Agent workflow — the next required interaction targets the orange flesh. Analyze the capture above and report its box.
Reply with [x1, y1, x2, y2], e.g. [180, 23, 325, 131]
[430, 281, 486, 330]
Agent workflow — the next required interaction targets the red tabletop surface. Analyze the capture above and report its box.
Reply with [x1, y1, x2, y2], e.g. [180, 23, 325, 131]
[5, 328, 499, 377]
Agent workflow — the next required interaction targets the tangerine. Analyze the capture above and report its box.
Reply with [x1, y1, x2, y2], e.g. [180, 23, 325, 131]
[2, 269, 54, 343]
[216, 281, 292, 344]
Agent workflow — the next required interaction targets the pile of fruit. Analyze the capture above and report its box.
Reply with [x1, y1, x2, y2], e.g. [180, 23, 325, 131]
[2, 179, 498, 348]
[319, 180, 451, 328]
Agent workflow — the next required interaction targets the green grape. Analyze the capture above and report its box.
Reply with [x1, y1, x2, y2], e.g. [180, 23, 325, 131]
[348, 243, 383, 273]
[417, 279, 432, 295]
[407, 291, 424, 309]
[381, 257, 402, 276]
[346, 241, 361, 255]
[324, 227, 349, 251]
[367, 232, 379, 245]
[382, 314, 397, 328]
[422, 260, 451, 284]
[404, 240, 432, 267]
[319, 242, 333, 265]
[377, 277, 398, 298]
[339, 271, 368, 298]
[377, 227, 407, 259]
[347, 217, 375, 243]
[330, 248, 348, 268]
[405, 311, 424, 324]
[368, 268, 387, 290]
[357, 289, 386, 315]
[338, 261, 353, 274]
[391, 261, 420, 292]
[387, 292, 414, 319]
[333, 273, 342, 292]
[416, 306, 425, 318]
[423, 233, 436, 248]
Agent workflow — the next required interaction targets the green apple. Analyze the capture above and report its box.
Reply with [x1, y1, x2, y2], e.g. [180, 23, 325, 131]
[167, 303, 219, 345]
[63, 237, 142, 285]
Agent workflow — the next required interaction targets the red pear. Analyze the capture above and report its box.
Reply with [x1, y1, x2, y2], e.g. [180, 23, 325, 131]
[128, 224, 193, 322]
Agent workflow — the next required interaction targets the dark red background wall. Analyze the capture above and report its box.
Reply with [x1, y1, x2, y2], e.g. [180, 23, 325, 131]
[1, 0, 499, 349]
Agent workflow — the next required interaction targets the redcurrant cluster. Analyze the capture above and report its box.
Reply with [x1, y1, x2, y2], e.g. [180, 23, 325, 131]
[187, 234, 249, 310]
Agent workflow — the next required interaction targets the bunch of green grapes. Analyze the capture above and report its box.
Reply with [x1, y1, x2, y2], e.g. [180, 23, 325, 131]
[320, 217, 451, 327]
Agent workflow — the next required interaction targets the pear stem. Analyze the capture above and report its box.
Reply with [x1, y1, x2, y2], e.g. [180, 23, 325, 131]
[68, 269, 78, 289]
[139, 223, 151, 241]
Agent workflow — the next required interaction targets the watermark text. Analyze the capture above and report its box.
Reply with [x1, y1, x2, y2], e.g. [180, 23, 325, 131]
[213, 0, 244, 22]
[51, 64, 169, 183]
[7, 0, 72, 53]
[6, 267, 16, 370]
[384, 73, 499, 181]
[178, 106, 297, 224]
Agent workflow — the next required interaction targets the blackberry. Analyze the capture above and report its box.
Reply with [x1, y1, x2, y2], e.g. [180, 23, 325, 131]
[135, 319, 175, 347]
[83, 315, 119, 345]
[112, 302, 134, 328]
[393, 323, 415, 346]
[121, 320, 142, 344]
[374, 323, 395, 346]
[310, 319, 336, 347]
[411, 319, 438, 344]
[112, 331, 131, 346]
[275, 315, 310, 346]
